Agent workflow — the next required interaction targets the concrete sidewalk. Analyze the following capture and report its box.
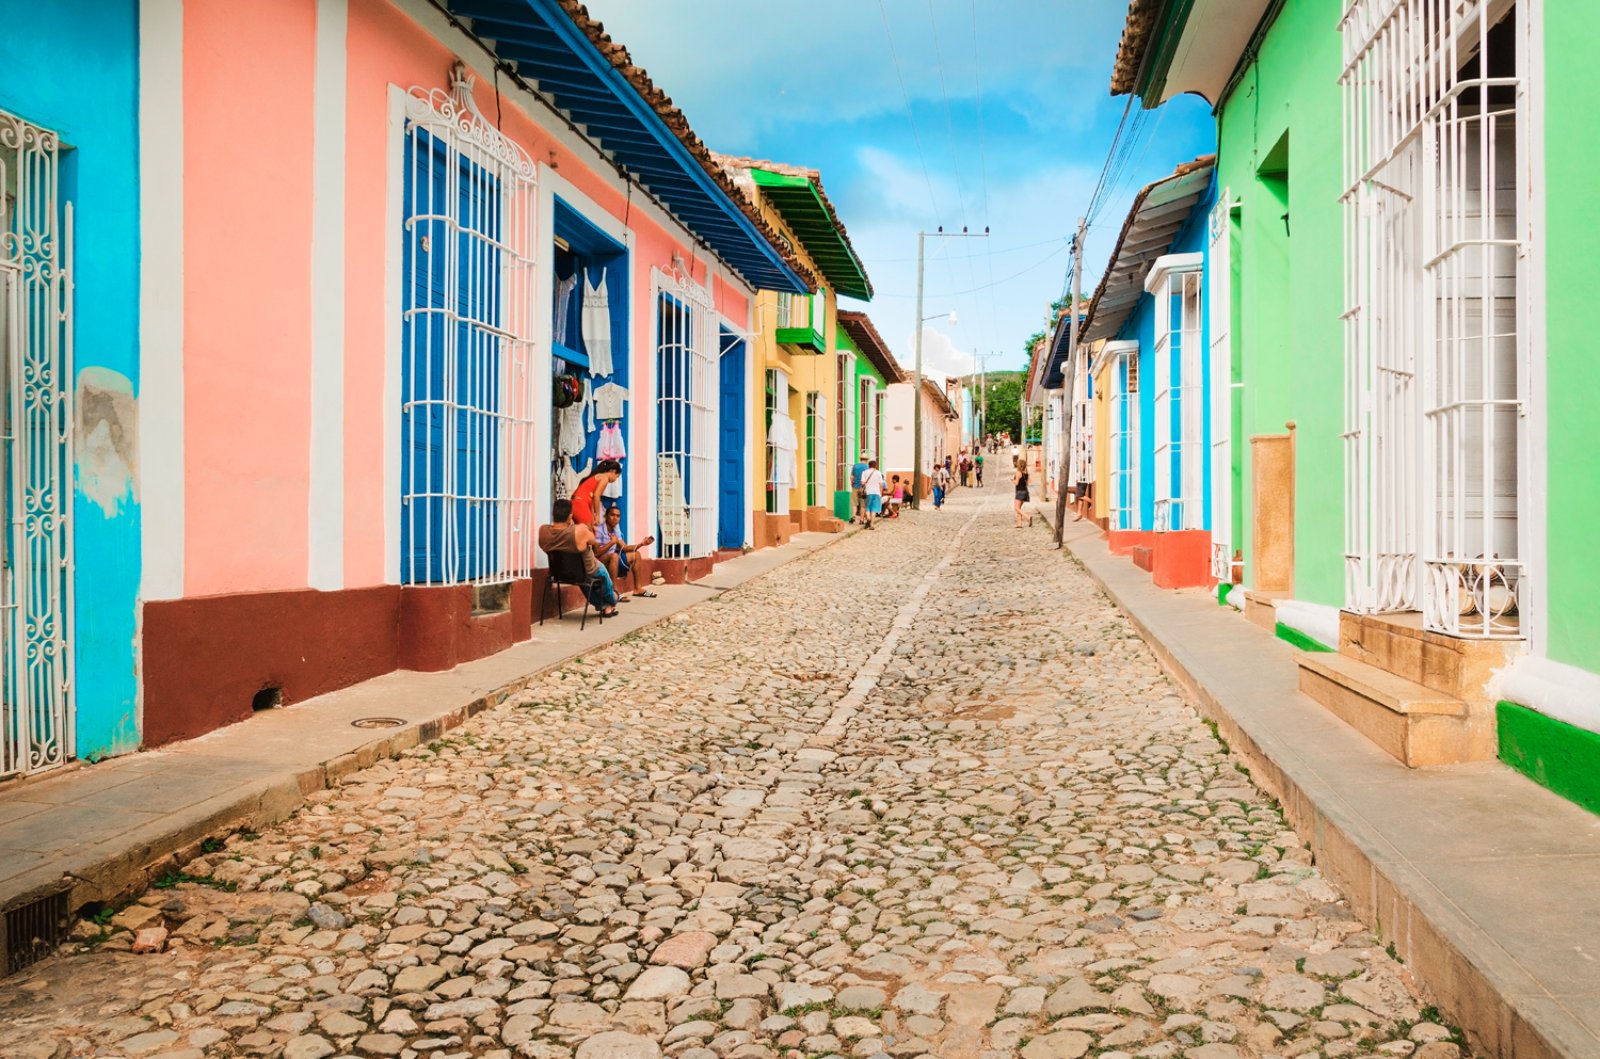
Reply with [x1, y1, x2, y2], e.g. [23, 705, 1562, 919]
[1045, 511, 1600, 1059]
[0, 531, 850, 929]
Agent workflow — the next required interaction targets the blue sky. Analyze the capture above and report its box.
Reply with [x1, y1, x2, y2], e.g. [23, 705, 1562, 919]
[584, 0, 1216, 376]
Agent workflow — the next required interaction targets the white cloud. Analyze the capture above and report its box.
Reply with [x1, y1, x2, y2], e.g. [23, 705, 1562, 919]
[581, 0, 1129, 142]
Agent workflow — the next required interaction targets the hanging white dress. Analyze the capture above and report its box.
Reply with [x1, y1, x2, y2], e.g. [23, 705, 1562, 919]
[581, 268, 613, 377]
[770, 413, 798, 487]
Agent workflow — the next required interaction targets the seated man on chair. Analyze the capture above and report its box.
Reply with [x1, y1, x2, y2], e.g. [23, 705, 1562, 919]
[537, 498, 618, 617]
[594, 505, 656, 599]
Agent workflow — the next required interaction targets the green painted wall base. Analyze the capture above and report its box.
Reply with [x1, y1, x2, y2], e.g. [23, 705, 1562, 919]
[1498, 701, 1600, 816]
[1218, 583, 1234, 606]
[1276, 622, 1332, 653]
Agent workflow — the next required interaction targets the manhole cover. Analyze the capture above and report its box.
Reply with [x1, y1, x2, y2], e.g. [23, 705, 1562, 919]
[351, 717, 406, 729]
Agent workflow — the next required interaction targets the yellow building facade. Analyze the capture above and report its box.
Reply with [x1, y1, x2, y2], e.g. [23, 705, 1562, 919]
[715, 157, 873, 548]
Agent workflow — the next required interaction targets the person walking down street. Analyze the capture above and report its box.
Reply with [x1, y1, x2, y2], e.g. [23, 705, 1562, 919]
[944, 455, 955, 489]
[860, 459, 886, 530]
[538, 498, 620, 617]
[933, 462, 951, 509]
[850, 451, 870, 523]
[1012, 457, 1032, 529]
[974, 450, 985, 487]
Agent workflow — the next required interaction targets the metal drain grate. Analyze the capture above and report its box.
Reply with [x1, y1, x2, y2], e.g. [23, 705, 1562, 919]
[5, 890, 70, 975]
[350, 716, 406, 729]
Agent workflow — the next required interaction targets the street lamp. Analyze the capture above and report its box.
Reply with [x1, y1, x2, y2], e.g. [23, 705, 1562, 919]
[913, 227, 985, 508]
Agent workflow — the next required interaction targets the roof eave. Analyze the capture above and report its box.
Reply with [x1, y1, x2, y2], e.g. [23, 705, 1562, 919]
[747, 169, 873, 300]
[458, 0, 815, 294]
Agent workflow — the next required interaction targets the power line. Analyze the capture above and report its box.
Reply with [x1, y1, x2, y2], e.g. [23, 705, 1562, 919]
[970, 0, 1002, 376]
[925, 0, 985, 355]
[877, 0, 943, 230]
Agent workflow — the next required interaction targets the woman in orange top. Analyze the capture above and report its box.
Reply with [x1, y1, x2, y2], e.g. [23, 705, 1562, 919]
[571, 459, 622, 527]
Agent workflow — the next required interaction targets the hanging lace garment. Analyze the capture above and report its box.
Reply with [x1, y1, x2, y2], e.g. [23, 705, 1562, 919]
[553, 273, 578, 347]
[597, 422, 627, 461]
[557, 397, 587, 457]
[581, 267, 613, 377]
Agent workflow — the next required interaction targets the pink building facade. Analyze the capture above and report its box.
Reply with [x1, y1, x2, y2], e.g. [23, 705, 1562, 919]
[137, 0, 809, 745]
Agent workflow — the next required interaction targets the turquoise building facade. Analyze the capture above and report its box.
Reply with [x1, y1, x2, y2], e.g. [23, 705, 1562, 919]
[0, 0, 142, 773]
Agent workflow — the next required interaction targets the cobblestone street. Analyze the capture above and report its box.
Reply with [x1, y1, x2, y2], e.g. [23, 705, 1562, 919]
[0, 483, 1462, 1059]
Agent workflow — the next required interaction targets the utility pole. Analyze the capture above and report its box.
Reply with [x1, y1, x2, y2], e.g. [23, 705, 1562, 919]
[912, 226, 986, 508]
[973, 351, 999, 445]
[1055, 216, 1087, 548]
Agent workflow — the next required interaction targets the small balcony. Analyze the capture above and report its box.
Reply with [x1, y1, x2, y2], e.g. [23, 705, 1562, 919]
[775, 292, 825, 353]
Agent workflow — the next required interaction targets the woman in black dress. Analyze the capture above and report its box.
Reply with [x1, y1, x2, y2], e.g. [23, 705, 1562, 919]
[1012, 457, 1032, 528]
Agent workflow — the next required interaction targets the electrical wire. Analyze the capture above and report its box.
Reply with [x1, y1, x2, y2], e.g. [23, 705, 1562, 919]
[877, 0, 943, 230]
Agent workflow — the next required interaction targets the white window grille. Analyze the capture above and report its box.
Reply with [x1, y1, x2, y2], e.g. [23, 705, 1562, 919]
[654, 268, 719, 559]
[1148, 256, 1203, 532]
[400, 67, 538, 587]
[805, 391, 826, 507]
[875, 392, 887, 461]
[0, 107, 73, 779]
[1107, 342, 1140, 531]
[1208, 193, 1237, 581]
[1341, 0, 1526, 637]
[858, 378, 876, 461]
[835, 353, 851, 489]
[1069, 349, 1093, 489]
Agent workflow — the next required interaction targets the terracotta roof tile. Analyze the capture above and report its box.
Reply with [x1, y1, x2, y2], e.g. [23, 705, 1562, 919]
[837, 311, 907, 384]
[1110, 0, 1165, 96]
[712, 153, 871, 297]
[550, 0, 817, 291]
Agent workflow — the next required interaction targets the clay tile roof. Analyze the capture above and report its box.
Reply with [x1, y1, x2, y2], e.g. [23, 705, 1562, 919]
[837, 311, 907, 384]
[549, 0, 817, 291]
[711, 152, 873, 299]
[1110, 0, 1165, 96]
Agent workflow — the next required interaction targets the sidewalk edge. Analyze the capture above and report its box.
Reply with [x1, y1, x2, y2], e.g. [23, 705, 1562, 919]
[1065, 534, 1581, 1059]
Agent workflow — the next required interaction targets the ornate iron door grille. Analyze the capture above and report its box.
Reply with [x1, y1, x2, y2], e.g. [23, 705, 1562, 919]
[0, 107, 72, 780]
[1341, 0, 1527, 637]
[400, 67, 538, 587]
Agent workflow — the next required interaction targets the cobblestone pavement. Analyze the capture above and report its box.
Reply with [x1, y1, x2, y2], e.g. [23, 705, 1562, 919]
[0, 480, 1465, 1059]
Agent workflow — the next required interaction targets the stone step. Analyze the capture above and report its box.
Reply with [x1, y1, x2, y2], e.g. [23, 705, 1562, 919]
[1295, 650, 1482, 767]
[1243, 591, 1283, 633]
[1130, 546, 1153, 573]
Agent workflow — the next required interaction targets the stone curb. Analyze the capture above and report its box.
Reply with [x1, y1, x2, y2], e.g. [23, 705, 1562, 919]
[1063, 531, 1584, 1059]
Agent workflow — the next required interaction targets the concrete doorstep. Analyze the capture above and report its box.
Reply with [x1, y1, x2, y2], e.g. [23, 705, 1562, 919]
[0, 530, 852, 961]
[1048, 513, 1600, 1059]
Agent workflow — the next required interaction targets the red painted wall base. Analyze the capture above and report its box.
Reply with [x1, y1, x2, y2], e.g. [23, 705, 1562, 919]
[1152, 529, 1214, 590]
[1107, 529, 1155, 556]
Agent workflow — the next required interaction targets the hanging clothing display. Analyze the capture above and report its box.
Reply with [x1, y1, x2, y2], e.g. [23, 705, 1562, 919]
[557, 396, 587, 458]
[597, 422, 627, 461]
[770, 412, 798, 487]
[588, 381, 629, 429]
[581, 268, 613, 377]
[553, 273, 578, 347]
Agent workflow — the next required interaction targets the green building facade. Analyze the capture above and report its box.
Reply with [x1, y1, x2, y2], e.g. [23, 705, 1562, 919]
[1112, 0, 1600, 814]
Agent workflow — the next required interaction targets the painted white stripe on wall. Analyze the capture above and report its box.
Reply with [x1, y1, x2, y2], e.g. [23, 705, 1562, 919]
[383, 85, 405, 584]
[307, 0, 348, 591]
[139, 0, 185, 601]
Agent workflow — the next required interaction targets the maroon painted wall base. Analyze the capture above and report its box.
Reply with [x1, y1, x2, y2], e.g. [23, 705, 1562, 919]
[142, 579, 534, 748]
